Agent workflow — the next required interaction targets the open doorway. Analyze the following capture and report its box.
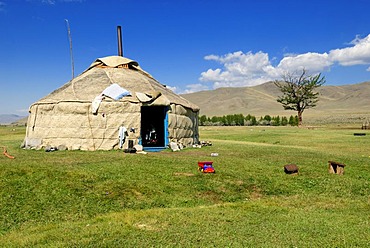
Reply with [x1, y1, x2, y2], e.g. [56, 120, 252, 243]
[141, 106, 167, 148]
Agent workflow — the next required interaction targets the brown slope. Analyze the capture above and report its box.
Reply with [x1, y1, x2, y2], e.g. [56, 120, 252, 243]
[181, 81, 370, 118]
[317, 82, 370, 114]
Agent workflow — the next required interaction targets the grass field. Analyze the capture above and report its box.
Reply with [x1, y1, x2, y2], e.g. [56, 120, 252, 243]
[0, 125, 369, 247]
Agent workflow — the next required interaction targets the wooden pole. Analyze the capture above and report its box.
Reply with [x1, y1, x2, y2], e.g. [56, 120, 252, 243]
[65, 19, 75, 79]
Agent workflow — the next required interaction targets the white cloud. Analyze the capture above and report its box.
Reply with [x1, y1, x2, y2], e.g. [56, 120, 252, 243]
[348, 34, 365, 46]
[198, 34, 370, 90]
[278, 52, 332, 73]
[204, 54, 219, 61]
[166, 83, 210, 94]
[329, 34, 370, 66]
[166, 85, 177, 93]
[182, 83, 210, 94]
[200, 51, 279, 88]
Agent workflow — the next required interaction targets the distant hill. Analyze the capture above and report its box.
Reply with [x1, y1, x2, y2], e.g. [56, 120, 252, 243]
[181, 81, 370, 123]
[0, 114, 27, 125]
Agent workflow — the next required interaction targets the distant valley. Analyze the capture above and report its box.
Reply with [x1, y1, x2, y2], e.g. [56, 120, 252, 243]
[181, 81, 370, 124]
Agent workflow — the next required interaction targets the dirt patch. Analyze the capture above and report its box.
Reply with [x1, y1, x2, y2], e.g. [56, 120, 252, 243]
[173, 172, 195, 177]
[249, 185, 263, 200]
[197, 190, 222, 203]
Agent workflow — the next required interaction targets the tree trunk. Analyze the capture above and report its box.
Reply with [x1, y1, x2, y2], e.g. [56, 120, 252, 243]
[298, 111, 303, 127]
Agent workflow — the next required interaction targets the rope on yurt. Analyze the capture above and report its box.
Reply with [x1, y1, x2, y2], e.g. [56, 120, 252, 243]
[86, 104, 107, 150]
[94, 112, 108, 150]
[104, 69, 114, 85]
[31, 105, 39, 131]
[86, 105, 96, 150]
[71, 78, 78, 100]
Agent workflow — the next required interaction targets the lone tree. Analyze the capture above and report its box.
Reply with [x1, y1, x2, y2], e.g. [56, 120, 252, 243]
[274, 69, 325, 126]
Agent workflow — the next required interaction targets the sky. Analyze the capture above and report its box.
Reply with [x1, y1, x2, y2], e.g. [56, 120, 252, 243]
[1, 0, 370, 115]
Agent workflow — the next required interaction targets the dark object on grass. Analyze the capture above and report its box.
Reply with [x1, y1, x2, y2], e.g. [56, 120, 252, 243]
[200, 140, 212, 146]
[45, 146, 57, 152]
[328, 161, 346, 175]
[354, 133, 366, 136]
[284, 164, 299, 174]
[124, 148, 136, 153]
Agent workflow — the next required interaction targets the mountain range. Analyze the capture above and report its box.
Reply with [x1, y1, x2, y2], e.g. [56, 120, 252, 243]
[0, 114, 27, 125]
[181, 81, 370, 123]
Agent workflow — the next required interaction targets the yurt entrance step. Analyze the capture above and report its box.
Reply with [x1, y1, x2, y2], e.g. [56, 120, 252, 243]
[141, 106, 168, 150]
[143, 147, 166, 152]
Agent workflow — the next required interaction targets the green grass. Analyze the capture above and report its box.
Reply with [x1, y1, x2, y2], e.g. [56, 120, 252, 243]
[0, 126, 369, 247]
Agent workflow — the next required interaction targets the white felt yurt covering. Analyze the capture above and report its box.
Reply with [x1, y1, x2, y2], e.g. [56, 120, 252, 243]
[23, 56, 199, 151]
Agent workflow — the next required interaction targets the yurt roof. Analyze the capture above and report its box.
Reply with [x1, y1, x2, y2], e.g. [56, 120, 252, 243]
[33, 56, 199, 111]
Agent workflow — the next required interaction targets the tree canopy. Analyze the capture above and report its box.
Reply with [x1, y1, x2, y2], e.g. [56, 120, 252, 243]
[274, 69, 325, 126]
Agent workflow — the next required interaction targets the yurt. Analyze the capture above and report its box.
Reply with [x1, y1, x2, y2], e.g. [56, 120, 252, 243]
[23, 56, 200, 151]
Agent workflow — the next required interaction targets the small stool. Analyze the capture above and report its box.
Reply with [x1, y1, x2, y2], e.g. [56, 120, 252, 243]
[328, 161, 346, 175]
[284, 164, 299, 174]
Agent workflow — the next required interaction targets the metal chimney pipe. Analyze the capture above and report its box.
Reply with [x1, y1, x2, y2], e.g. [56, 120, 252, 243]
[117, 26, 123, 56]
